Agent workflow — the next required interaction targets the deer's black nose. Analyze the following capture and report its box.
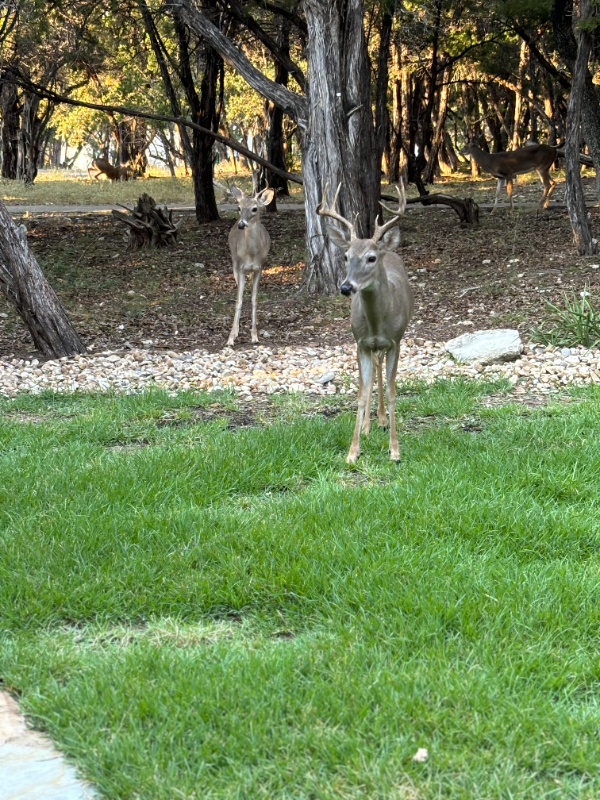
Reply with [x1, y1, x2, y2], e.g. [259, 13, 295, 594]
[237, 221, 246, 229]
[340, 282, 353, 296]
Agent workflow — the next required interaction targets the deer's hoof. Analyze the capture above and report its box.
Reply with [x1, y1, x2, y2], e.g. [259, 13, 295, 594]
[227, 338, 235, 347]
[346, 449, 359, 464]
[390, 448, 400, 462]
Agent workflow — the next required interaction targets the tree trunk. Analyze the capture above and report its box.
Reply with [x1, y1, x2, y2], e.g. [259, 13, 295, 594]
[138, 0, 194, 168]
[259, 13, 292, 208]
[423, 67, 452, 184]
[461, 82, 483, 178]
[116, 118, 148, 174]
[564, 0, 596, 255]
[17, 92, 42, 184]
[553, 0, 600, 201]
[302, 0, 379, 292]
[0, 77, 19, 179]
[512, 39, 527, 149]
[0, 201, 86, 357]
[374, 9, 392, 183]
[174, 11, 220, 224]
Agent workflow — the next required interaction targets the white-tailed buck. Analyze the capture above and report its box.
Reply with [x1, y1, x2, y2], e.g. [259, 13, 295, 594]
[460, 141, 557, 211]
[318, 183, 414, 463]
[227, 185, 275, 347]
[87, 158, 131, 182]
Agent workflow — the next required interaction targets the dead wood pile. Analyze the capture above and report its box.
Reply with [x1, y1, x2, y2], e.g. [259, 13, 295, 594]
[112, 193, 183, 250]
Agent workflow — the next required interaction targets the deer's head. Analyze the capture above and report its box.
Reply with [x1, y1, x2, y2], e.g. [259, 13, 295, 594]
[230, 186, 275, 229]
[459, 135, 486, 157]
[317, 183, 405, 295]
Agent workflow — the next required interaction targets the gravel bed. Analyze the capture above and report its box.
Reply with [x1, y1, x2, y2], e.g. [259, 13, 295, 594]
[1, 341, 599, 398]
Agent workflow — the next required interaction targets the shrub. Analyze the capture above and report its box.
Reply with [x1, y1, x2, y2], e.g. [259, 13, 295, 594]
[530, 285, 600, 348]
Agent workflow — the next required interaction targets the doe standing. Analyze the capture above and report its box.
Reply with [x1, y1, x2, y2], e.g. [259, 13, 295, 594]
[227, 186, 274, 347]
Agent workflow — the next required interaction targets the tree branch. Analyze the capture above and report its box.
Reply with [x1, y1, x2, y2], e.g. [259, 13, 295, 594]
[512, 22, 571, 89]
[169, 0, 307, 124]
[226, 1, 305, 91]
[4, 74, 304, 185]
[254, 0, 307, 35]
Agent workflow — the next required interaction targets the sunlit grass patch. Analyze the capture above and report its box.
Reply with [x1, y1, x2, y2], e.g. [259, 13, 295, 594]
[3, 380, 600, 798]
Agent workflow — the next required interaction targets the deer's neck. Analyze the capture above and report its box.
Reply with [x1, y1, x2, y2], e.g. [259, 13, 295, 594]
[359, 267, 392, 334]
[242, 219, 262, 239]
[470, 147, 499, 172]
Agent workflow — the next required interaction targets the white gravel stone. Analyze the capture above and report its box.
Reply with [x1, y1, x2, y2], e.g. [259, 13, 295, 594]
[0, 340, 599, 399]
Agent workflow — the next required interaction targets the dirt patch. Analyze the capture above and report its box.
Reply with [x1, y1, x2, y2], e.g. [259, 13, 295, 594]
[2, 177, 599, 361]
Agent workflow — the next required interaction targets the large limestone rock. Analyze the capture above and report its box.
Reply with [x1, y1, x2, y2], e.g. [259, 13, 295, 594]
[445, 329, 523, 365]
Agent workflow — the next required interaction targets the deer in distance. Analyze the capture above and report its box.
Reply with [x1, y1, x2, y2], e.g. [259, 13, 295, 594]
[459, 141, 557, 212]
[87, 158, 132, 182]
[227, 185, 275, 347]
[318, 182, 414, 464]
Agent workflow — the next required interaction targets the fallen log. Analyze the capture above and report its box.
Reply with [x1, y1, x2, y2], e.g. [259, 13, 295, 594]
[555, 148, 595, 167]
[381, 192, 479, 224]
[0, 200, 87, 358]
[112, 194, 183, 250]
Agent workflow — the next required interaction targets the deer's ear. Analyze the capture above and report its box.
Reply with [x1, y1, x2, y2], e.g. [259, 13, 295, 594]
[230, 186, 244, 201]
[257, 188, 275, 206]
[326, 223, 351, 251]
[378, 226, 401, 251]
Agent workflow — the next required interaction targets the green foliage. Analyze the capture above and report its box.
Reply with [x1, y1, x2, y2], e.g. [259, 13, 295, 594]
[530, 285, 600, 348]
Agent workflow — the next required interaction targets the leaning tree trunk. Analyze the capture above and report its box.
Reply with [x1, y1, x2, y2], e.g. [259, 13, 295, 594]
[302, 0, 379, 292]
[0, 201, 86, 357]
[564, 0, 597, 255]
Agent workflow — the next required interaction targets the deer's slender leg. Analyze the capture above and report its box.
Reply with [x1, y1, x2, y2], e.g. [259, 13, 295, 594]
[250, 268, 261, 344]
[537, 168, 556, 209]
[492, 179, 503, 213]
[385, 346, 401, 461]
[506, 178, 514, 213]
[361, 368, 373, 435]
[348, 348, 373, 464]
[227, 268, 246, 347]
[362, 352, 380, 435]
[376, 353, 387, 427]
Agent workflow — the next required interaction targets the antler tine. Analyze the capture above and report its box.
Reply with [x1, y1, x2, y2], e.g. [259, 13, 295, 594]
[373, 181, 406, 242]
[317, 182, 355, 238]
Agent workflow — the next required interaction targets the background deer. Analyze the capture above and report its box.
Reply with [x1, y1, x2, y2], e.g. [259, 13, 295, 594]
[460, 141, 556, 211]
[227, 185, 275, 347]
[318, 183, 414, 463]
[87, 158, 131, 182]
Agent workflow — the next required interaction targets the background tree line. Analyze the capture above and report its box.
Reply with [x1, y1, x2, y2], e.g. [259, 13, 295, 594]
[0, 0, 598, 288]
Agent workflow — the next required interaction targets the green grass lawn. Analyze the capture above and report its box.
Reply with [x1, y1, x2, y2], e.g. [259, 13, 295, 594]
[2, 380, 600, 798]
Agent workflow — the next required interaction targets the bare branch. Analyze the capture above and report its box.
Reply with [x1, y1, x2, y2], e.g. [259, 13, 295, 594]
[169, 0, 307, 124]
[226, 1, 305, 91]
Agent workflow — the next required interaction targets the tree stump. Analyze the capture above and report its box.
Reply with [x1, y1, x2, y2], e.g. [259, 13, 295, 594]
[0, 200, 87, 358]
[112, 193, 183, 250]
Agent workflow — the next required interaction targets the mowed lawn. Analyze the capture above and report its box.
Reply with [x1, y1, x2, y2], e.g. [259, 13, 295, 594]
[2, 381, 600, 799]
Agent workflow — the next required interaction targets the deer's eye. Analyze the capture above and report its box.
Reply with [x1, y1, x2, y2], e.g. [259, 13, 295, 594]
[367, 255, 377, 263]
[252, 207, 258, 212]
